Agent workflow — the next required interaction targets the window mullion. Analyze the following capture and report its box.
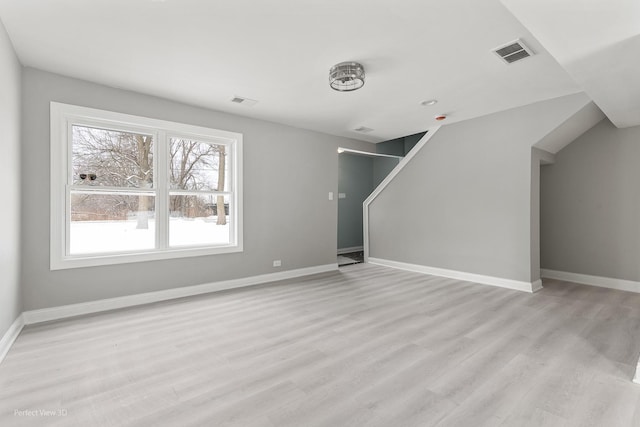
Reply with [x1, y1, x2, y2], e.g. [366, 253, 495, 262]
[64, 120, 73, 258]
[67, 186, 156, 196]
[51, 102, 243, 270]
[156, 130, 168, 250]
[168, 190, 232, 196]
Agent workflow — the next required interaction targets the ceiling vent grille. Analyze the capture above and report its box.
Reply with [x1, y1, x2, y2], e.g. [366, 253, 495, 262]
[492, 39, 534, 64]
[230, 96, 258, 106]
[354, 126, 374, 133]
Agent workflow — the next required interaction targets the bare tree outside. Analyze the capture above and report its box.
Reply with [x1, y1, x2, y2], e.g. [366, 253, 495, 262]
[71, 126, 154, 227]
[72, 126, 154, 188]
[135, 134, 152, 229]
[71, 127, 229, 241]
[216, 145, 226, 225]
[168, 138, 227, 223]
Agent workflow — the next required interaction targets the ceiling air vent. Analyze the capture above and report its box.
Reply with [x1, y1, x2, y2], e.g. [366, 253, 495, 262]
[354, 126, 374, 133]
[492, 39, 534, 64]
[230, 96, 258, 107]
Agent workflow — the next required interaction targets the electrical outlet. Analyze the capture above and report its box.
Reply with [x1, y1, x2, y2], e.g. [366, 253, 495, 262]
[328, 192, 334, 201]
[338, 193, 346, 199]
[273, 260, 282, 267]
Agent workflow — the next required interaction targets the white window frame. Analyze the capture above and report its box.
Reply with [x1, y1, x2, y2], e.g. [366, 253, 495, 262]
[50, 102, 243, 270]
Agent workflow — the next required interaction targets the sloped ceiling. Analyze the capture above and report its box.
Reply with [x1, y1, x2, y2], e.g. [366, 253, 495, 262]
[502, 0, 640, 128]
[534, 101, 605, 154]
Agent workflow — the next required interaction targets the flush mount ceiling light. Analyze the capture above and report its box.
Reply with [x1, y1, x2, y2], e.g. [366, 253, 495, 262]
[329, 62, 365, 92]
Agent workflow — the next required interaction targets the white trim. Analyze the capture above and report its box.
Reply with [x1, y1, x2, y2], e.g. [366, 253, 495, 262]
[363, 127, 441, 262]
[541, 269, 640, 294]
[369, 257, 541, 293]
[337, 147, 403, 159]
[50, 102, 244, 270]
[634, 361, 640, 385]
[531, 279, 543, 293]
[0, 315, 24, 365]
[49, 245, 245, 270]
[22, 264, 337, 325]
[536, 148, 555, 165]
[337, 246, 363, 255]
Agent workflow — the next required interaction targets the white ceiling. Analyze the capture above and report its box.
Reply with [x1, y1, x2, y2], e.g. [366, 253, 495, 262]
[502, 0, 640, 129]
[0, 0, 585, 142]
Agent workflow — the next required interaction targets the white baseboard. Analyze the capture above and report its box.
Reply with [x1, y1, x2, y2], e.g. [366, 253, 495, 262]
[337, 246, 363, 255]
[541, 269, 640, 294]
[531, 279, 543, 293]
[0, 314, 24, 365]
[368, 258, 541, 293]
[22, 264, 338, 325]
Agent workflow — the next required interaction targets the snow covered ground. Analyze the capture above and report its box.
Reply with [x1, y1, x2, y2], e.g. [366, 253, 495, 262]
[70, 217, 230, 254]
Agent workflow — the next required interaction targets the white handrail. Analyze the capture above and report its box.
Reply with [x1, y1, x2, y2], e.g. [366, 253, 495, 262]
[362, 126, 442, 262]
[337, 147, 403, 159]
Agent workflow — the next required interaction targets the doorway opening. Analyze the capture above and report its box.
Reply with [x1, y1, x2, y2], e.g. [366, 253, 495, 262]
[337, 148, 401, 266]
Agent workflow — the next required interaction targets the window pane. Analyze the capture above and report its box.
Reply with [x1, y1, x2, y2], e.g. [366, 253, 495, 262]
[169, 138, 228, 191]
[72, 125, 154, 188]
[70, 193, 155, 254]
[169, 195, 230, 247]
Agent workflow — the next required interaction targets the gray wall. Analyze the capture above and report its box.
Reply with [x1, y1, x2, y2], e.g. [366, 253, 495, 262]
[21, 68, 372, 310]
[0, 19, 22, 336]
[541, 118, 640, 284]
[529, 148, 555, 283]
[376, 132, 426, 157]
[368, 94, 591, 283]
[372, 157, 399, 188]
[338, 154, 400, 250]
[376, 138, 405, 157]
[403, 132, 425, 155]
[338, 154, 373, 250]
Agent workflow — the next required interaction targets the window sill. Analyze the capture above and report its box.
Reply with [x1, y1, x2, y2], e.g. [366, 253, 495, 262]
[50, 244, 243, 270]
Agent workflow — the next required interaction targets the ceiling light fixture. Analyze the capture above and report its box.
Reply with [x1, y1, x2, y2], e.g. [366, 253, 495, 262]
[421, 99, 438, 106]
[329, 62, 365, 92]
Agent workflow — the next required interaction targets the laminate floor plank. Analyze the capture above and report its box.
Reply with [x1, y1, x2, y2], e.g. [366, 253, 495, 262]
[1, 263, 639, 426]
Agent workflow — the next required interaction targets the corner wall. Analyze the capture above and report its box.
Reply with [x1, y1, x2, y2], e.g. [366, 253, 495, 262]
[529, 147, 555, 283]
[0, 19, 22, 339]
[21, 68, 372, 311]
[541, 118, 640, 287]
[368, 93, 592, 284]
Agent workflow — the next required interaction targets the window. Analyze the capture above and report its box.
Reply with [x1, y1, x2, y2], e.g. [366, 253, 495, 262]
[51, 103, 243, 269]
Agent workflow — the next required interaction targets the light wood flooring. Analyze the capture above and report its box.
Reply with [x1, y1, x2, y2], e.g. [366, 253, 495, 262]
[2, 263, 640, 426]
